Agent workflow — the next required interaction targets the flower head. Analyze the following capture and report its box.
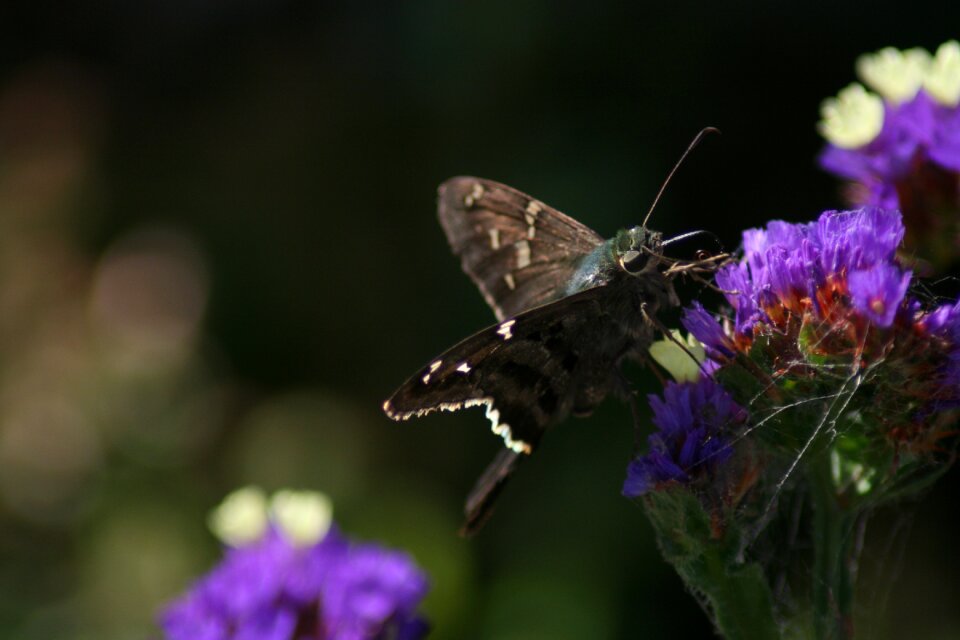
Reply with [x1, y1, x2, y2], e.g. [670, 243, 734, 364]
[710, 207, 912, 341]
[684, 208, 960, 478]
[623, 378, 746, 497]
[161, 489, 429, 640]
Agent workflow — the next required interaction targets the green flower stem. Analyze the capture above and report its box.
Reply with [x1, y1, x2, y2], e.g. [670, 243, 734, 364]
[678, 548, 781, 640]
[644, 490, 780, 640]
[810, 456, 858, 640]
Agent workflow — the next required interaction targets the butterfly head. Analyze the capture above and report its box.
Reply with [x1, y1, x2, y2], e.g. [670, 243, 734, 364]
[614, 226, 664, 275]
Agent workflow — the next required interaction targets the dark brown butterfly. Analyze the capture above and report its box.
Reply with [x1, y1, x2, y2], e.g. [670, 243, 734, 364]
[383, 178, 719, 533]
[383, 130, 721, 536]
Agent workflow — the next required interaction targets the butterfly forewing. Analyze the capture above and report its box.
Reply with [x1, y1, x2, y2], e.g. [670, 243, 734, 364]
[438, 177, 604, 321]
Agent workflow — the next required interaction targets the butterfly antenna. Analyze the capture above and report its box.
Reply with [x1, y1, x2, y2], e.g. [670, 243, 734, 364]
[641, 126, 721, 229]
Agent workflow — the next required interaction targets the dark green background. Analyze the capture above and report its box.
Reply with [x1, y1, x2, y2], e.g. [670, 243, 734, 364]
[1, 2, 958, 638]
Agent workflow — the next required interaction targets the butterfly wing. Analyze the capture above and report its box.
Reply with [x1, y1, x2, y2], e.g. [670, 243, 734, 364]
[438, 177, 605, 321]
[383, 286, 617, 533]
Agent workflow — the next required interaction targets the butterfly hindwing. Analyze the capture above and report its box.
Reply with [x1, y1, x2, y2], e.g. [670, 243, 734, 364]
[383, 287, 612, 455]
[438, 177, 605, 321]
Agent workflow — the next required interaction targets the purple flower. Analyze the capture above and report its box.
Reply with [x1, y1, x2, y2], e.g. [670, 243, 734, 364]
[715, 262, 764, 338]
[929, 105, 960, 169]
[623, 379, 747, 497]
[161, 527, 429, 640]
[681, 303, 735, 360]
[920, 299, 960, 334]
[848, 264, 912, 327]
[322, 545, 430, 640]
[919, 299, 960, 397]
[813, 207, 904, 273]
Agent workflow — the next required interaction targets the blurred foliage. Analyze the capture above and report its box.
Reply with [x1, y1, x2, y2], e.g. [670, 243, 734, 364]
[0, 2, 958, 638]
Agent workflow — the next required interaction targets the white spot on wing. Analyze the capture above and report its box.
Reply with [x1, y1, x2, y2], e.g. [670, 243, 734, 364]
[456, 362, 471, 373]
[497, 319, 515, 340]
[421, 360, 443, 384]
[524, 200, 541, 223]
[464, 182, 485, 208]
[503, 273, 516, 290]
[524, 201, 541, 239]
[515, 240, 531, 269]
[488, 228, 500, 250]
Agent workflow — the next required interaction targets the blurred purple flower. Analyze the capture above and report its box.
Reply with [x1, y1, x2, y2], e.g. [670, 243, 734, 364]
[161, 527, 429, 640]
[818, 42, 960, 269]
[819, 93, 948, 206]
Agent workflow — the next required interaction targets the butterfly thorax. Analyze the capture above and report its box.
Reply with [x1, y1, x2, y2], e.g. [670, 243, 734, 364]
[565, 226, 666, 297]
[544, 225, 676, 414]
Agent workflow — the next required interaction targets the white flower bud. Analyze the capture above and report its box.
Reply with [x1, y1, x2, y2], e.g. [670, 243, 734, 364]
[818, 83, 884, 149]
[270, 489, 333, 547]
[856, 46, 930, 104]
[208, 486, 269, 546]
[924, 40, 960, 106]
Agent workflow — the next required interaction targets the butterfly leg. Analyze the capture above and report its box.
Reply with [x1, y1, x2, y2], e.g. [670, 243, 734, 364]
[460, 448, 523, 537]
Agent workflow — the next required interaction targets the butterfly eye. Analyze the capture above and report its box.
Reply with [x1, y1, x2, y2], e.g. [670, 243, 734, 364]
[695, 249, 712, 261]
[620, 249, 648, 273]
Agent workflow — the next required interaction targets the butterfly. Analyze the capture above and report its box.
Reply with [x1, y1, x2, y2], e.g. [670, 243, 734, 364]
[384, 143, 722, 535]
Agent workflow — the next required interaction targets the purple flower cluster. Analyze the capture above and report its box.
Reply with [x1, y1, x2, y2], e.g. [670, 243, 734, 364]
[161, 527, 429, 640]
[702, 207, 911, 342]
[623, 378, 747, 497]
[680, 206, 960, 447]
